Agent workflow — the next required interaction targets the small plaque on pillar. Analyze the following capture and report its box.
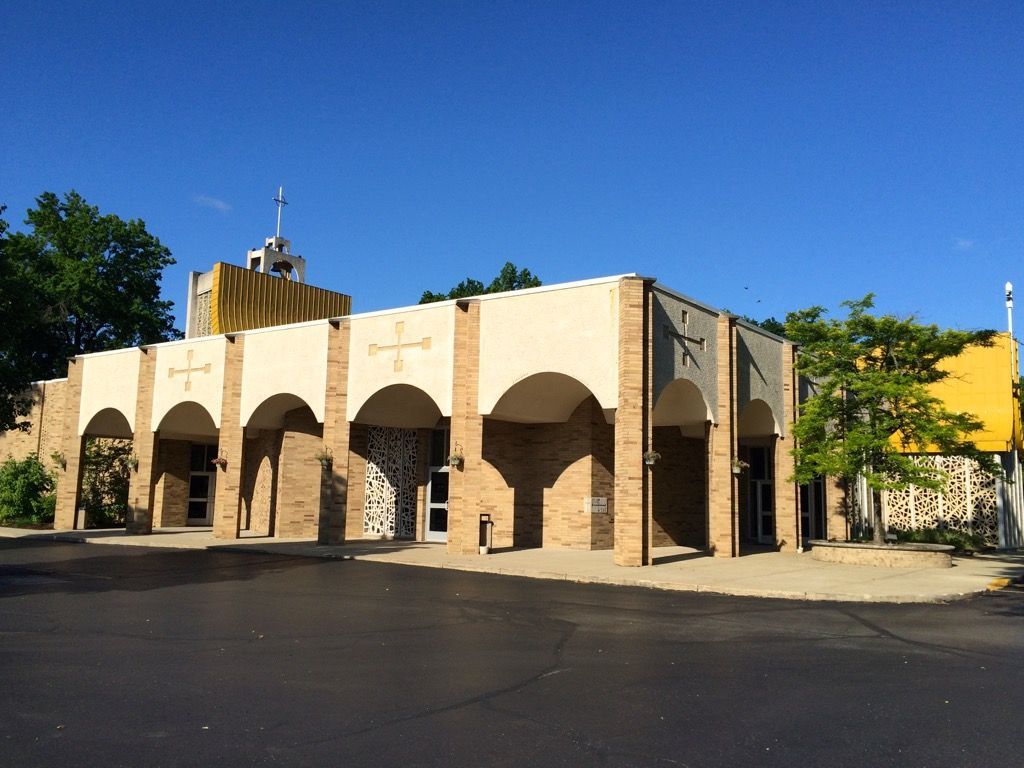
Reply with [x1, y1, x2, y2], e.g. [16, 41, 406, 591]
[584, 497, 608, 515]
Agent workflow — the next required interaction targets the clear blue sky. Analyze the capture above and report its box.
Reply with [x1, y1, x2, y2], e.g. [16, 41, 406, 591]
[4, 1, 1022, 333]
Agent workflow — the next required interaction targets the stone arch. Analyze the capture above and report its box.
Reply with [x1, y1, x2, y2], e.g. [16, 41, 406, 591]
[653, 378, 712, 437]
[738, 398, 780, 439]
[245, 393, 321, 430]
[81, 407, 133, 439]
[651, 378, 714, 550]
[155, 401, 218, 441]
[352, 384, 444, 429]
[482, 374, 613, 550]
[487, 372, 606, 424]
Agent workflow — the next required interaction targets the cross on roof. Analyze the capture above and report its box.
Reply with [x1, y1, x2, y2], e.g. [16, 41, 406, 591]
[663, 309, 706, 366]
[273, 186, 288, 238]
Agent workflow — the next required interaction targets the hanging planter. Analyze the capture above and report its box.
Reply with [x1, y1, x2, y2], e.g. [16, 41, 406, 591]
[731, 458, 750, 475]
[643, 450, 661, 467]
[315, 446, 334, 469]
[127, 453, 139, 473]
[210, 456, 228, 471]
[447, 441, 465, 469]
[50, 450, 67, 471]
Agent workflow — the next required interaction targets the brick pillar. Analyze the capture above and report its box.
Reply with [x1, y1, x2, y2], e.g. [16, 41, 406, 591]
[319, 319, 351, 544]
[126, 349, 157, 535]
[775, 342, 799, 551]
[54, 358, 84, 530]
[614, 277, 653, 566]
[448, 300, 483, 556]
[827, 475, 850, 541]
[708, 315, 738, 557]
[213, 336, 245, 539]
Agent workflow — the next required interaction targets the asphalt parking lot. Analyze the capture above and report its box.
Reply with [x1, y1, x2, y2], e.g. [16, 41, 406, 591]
[3, 539, 1023, 767]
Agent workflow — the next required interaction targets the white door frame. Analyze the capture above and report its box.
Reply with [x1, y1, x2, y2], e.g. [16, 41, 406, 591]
[425, 465, 450, 542]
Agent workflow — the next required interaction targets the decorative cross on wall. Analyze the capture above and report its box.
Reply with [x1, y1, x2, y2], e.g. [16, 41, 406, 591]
[369, 321, 431, 372]
[663, 309, 706, 367]
[168, 349, 212, 392]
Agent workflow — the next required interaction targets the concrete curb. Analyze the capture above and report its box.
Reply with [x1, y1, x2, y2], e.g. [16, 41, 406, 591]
[3, 531, 1019, 605]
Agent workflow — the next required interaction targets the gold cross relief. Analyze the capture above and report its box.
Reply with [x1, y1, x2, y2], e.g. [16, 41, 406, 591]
[369, 321, 431, 372]
[664, 309, 706, 367]
[168, 349, 212, 392]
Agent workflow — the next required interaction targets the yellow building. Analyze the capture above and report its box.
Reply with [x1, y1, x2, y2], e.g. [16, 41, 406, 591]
[931, 332, 1021, 453]
[185, 235, 351, 337]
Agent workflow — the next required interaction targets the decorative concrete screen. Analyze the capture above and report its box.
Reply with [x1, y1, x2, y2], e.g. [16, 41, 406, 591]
[363, 426, 418, 538]
[883, 455, 999, 545]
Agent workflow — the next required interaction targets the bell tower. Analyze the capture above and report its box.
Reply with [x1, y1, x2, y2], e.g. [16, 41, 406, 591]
[245, 186, 307, 283]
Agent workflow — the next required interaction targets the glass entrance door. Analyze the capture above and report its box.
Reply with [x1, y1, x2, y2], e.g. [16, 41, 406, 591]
[187, 444, 218, 526]
[425, 428, 450, 542]
[425, 467, 449, 542]
[800, 476, 826, 542]
[746, 446, 774, 544]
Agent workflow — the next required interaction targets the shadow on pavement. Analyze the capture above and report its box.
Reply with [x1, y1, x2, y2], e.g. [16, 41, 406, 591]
[0, 539, 333, 598]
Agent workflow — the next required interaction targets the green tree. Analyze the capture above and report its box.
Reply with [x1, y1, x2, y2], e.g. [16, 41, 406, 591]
[0, 191, 181, 431]
[784, 295, 997, 543]
[419, 262, 541, 303]
[0, 207, 36, 429]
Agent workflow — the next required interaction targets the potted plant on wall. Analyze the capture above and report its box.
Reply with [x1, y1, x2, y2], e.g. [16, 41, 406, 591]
[210, 455, 228, 471]
[315, 446, 333, 470]
[731, 458, 750, 475]
[447, 441, 465, 469]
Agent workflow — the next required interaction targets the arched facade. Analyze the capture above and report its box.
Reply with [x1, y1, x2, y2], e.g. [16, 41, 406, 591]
[7, 274, 809, 564]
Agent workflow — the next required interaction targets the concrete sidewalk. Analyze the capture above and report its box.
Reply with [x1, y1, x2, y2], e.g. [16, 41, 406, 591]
[3, 526, 1022, 603]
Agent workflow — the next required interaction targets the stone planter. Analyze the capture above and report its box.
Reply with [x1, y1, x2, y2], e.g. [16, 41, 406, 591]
[808, 540, 955, 569]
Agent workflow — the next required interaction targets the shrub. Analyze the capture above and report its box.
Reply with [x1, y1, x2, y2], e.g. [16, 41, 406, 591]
[80, 438, 131, 528]
[889, 527, 988, 552]
[0, 453, 56, 526]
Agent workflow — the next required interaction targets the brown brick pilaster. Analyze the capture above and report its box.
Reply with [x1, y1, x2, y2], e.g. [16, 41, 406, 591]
[213, 335, 245, 539]
[54, 358, 84, 530]
[708, 315, 738, 557]
[126, 349, 157, 535]
[319, 319, 351, 544]
[775, 342, 799, 551]
[448, 300, 483, 555]
[614, 277, 653, 566]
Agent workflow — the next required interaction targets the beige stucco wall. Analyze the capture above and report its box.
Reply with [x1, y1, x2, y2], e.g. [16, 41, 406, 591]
[77, 349, 143, 435]
[151, 336, 228, 430]
[240, 321, 329, 426]
[478, 279, 620, 416]
[347, 304, 456, 422]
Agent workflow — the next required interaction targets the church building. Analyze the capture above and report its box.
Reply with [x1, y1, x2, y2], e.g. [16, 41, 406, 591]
[3, 217, 840, 566]
[6, 207, 1022, 559]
